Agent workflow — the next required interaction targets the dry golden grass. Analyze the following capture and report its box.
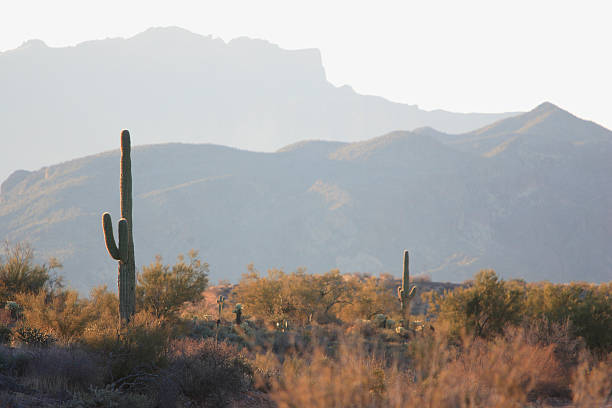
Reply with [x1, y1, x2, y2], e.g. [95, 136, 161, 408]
[265, 324, 608, 408]
[571, 354, 612, 407]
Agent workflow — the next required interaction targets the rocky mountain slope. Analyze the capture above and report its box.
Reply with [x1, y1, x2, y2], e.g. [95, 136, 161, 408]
[1, 103, 610, 292]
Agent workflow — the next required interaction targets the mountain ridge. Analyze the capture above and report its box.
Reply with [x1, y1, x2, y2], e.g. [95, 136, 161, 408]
[2, 103, 610, 292]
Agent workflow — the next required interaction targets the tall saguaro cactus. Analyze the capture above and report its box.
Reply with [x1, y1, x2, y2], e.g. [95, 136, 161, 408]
[102, 130, 136, 323]
[397, 250, 417, 323]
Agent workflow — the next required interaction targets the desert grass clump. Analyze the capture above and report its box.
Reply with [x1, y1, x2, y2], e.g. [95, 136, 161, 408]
[62, 386, 155, 408]
[267, 324, 572, 408]
[19, 346, 102, 397]
[571, 353, 612, 407]
[82, 310, 170, 384]
[270, 339, 388, 408]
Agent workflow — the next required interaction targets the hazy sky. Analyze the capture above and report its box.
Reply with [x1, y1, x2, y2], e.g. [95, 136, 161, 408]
[2, 0, 611, 129]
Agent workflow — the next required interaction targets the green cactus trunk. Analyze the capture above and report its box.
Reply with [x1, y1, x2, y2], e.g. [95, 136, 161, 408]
[397, 250, 417, 323]
[102, 130, 136, 324]
[217, 295, 225, 321]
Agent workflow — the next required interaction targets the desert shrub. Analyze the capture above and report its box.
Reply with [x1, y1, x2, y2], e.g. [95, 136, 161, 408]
[234, 267, 286, 324]
[432, 270, 525, 339]
[0, 242, 59, 302]
[0, 326, 11, 345]
[81, 286, 122, 352]
[136, 250, 208, 320]
[520, 318, 584, 371]
[252, 351, 282, 391]
[84, 285, 119, 322]
[16, 289, 92, 342]
[14, 326, 56, 347]
[167, 337, 252, 406]
[235, 266, 352, 326]
[345, 319, 377, 338]
[409, 331, 565, 407]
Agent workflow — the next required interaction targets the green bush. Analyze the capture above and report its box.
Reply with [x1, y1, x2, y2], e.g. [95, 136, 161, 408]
[525, 282, 612, 352]
[136, 251, 208, 320]
[433, 270, 525, 339]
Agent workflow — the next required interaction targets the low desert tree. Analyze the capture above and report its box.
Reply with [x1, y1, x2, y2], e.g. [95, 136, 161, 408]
[309, 269, 352, 322]
[136, 250, 209, 319]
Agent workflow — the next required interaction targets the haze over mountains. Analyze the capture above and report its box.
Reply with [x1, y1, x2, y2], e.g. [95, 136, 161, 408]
[1, 102, 610, 292]
[0, 26, 517, 182]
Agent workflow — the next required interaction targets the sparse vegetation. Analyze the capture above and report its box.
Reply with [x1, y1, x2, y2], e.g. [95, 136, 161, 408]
[0, 242, 609, 406]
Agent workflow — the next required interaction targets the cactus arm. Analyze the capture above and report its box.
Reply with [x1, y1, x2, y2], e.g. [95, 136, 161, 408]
[408, 285, 417, 299]
[102, 213, 121, 260]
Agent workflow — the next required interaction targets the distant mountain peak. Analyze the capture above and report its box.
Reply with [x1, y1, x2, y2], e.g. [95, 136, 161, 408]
[532, 101, 561, 113]
[446, 101, 612, 158]
[469, 102, 579, 138]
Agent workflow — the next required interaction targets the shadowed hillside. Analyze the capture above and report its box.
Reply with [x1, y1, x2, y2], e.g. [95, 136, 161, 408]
[1, 103, 611, 291]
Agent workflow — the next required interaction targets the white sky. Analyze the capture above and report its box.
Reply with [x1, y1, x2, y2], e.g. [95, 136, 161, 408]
[1, 0, 611, 129]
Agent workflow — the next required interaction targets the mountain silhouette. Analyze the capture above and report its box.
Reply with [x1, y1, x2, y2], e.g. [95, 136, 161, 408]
[0, 26, 517, 182]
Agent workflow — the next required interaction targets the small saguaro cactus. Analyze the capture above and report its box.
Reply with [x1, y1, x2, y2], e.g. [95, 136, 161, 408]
[102, 130, 136, 324]
[397, 250, 417, 323]
[233, 303, 243, 325]
[217, 295, 226, 320]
